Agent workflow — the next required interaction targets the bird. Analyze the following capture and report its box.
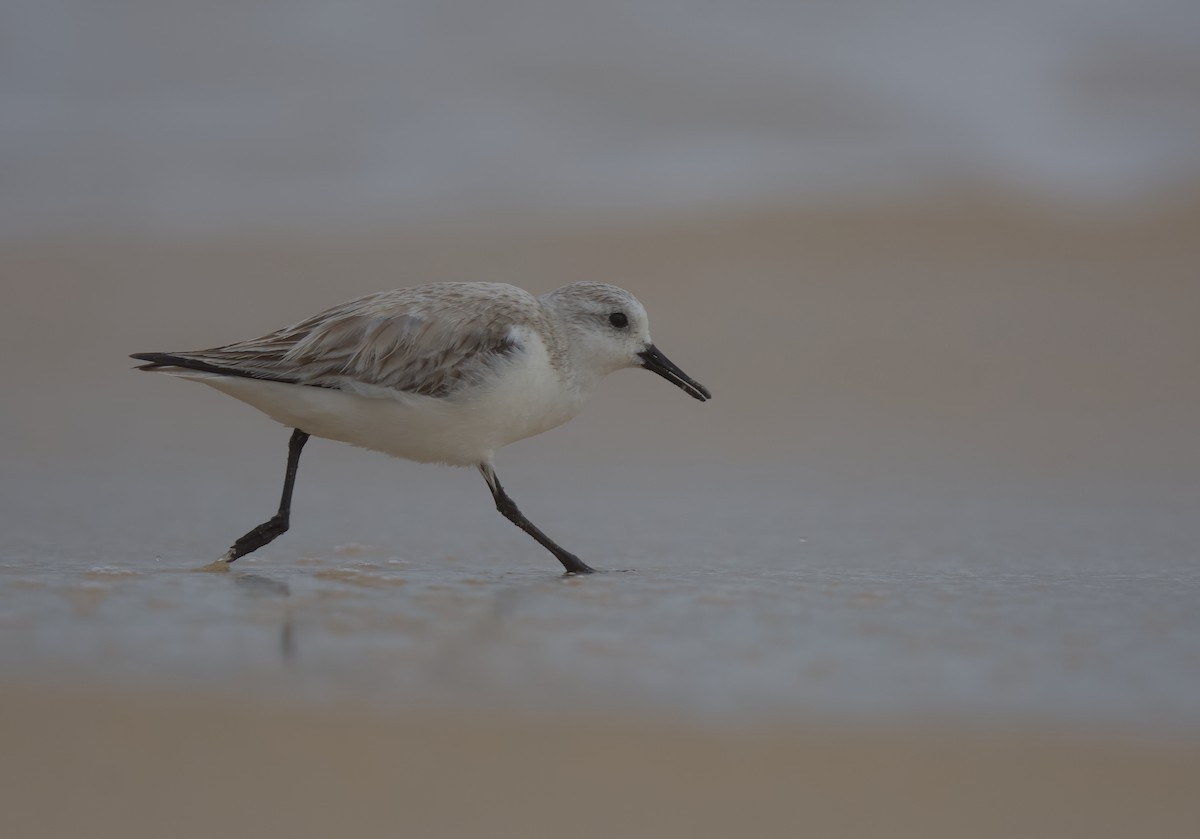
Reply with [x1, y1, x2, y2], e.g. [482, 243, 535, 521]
[131, 281, 710, 574]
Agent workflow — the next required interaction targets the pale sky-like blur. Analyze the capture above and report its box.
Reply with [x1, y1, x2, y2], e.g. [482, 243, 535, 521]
[3, 1, 1198, 235]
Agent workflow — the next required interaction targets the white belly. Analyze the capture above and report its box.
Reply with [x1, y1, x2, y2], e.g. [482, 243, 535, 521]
[166, 347, 585, 467]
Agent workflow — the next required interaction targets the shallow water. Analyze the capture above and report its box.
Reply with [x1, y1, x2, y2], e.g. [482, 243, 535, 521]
[4, 462, 1198, 728]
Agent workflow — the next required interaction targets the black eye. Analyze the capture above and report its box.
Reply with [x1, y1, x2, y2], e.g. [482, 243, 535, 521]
[609, 312, 629, 329]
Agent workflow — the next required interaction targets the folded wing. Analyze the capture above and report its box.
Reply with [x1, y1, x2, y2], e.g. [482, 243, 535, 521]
[132, 285, 532, 398]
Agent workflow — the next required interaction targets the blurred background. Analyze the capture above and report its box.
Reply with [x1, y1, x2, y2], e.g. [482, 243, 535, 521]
[4, 1, 1200, 234]
[3, 3, 1200, 837]
[4, 0, 1199, 482]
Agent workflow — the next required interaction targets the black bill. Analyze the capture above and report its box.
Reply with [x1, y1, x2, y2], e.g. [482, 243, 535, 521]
[637, 344, 712, 402]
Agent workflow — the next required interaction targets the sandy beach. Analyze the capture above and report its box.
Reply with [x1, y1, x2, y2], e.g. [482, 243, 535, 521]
[6, 4, 1200, 833]
[4, 683, 1199, 839]
[3, 200, 1200, 836]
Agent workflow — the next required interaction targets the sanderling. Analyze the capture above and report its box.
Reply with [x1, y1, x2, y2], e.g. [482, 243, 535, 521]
[132, 281, 710, 574]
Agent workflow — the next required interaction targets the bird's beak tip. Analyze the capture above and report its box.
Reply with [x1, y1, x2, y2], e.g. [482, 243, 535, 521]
[637, 344, 711, 402]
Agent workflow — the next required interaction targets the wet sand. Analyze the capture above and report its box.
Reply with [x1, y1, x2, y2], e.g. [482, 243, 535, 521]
[3, 199, 1200, 835]
[3, 683, 1199, 839]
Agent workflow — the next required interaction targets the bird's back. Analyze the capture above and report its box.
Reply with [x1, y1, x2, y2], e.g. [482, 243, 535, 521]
[134, 282, 549, 398]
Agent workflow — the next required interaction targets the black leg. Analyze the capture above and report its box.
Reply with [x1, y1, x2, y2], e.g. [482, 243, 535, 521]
[220, 428, 310, 563]
[478, 463, 595, 574]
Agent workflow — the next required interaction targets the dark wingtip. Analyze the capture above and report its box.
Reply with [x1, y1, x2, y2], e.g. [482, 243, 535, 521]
[132, 352, 166, 370]
[128, 351, 300, 384]
[130, 351, 183, 371]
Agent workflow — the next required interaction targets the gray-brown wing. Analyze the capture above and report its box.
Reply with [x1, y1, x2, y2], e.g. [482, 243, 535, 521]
[147, 285, 538, 397]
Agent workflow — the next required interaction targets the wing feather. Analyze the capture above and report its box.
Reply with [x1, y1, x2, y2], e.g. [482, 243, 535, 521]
[144, 284, 539, 397]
